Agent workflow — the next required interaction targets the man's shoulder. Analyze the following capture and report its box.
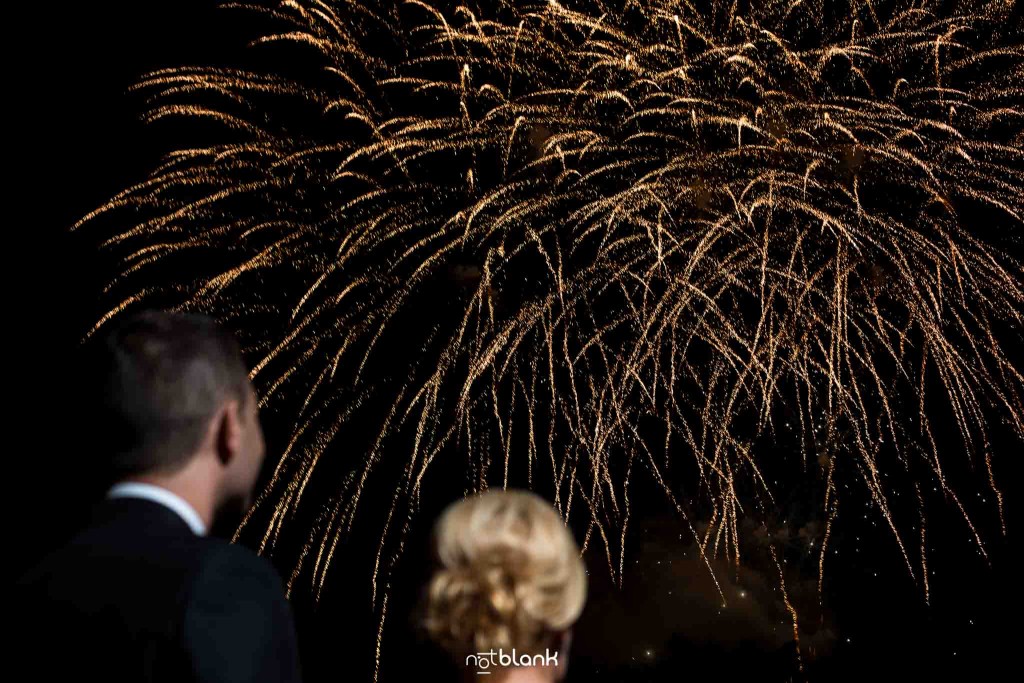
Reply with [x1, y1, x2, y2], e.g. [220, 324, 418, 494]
[181, 542, 302, 683]
[19, 519, 204, 582]
[15, 520, 258, 602]
[186, 539, 289, 599]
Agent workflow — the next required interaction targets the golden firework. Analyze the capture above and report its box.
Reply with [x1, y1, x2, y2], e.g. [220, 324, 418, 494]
[78, 0, 1023, 674]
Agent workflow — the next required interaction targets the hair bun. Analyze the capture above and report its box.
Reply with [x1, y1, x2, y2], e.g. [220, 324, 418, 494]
[421, 490, 587, 658]
[478, 562, 518, 619]
[425, 559, 521, 654]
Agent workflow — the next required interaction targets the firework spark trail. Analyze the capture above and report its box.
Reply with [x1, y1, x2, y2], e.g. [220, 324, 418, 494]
[77, 0, 1023, 675]
[769, 539, 803, 671]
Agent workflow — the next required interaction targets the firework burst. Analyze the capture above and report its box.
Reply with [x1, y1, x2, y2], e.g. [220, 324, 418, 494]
[78, 0, 1023, 673]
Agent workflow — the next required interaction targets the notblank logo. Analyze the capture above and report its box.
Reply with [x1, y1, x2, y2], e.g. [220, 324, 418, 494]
[466, 648, 559, 675]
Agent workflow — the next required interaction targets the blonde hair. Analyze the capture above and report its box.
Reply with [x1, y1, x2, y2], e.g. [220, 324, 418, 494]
[422, 489, 587, 658]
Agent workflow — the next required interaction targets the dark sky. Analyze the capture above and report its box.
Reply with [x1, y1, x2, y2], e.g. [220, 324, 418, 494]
[14, 2, 1022, 681]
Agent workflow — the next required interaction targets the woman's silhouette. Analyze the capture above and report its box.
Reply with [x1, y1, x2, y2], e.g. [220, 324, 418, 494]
[420, 489, 587, 682]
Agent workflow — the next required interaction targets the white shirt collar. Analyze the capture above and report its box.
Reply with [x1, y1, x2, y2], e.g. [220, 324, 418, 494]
[106, 481, 208, 536]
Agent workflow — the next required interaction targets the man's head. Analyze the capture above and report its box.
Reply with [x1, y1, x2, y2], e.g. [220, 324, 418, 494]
[85, 310, 266, 521]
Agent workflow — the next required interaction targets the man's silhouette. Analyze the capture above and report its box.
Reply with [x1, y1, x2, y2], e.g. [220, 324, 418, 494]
[15, 310, 302, 683]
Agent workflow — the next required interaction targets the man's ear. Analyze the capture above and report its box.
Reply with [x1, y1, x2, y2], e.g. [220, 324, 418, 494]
[213, 399, 243, 467]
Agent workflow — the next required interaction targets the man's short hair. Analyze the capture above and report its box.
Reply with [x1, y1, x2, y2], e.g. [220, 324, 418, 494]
[84, 310, 252, 478]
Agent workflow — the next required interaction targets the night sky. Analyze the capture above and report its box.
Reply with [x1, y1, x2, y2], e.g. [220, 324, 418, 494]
[15, 2, 1022, 681]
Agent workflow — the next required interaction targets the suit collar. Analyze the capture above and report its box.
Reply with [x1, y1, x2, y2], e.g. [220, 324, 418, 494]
[106, 482, 208, 536]
[93, 492, 204, 538]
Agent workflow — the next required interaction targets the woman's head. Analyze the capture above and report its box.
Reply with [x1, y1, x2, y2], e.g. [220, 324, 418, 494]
[422, 489, 587, 664]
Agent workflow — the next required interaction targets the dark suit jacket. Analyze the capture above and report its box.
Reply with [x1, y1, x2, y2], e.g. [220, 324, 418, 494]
[14, 496, 302, 683]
